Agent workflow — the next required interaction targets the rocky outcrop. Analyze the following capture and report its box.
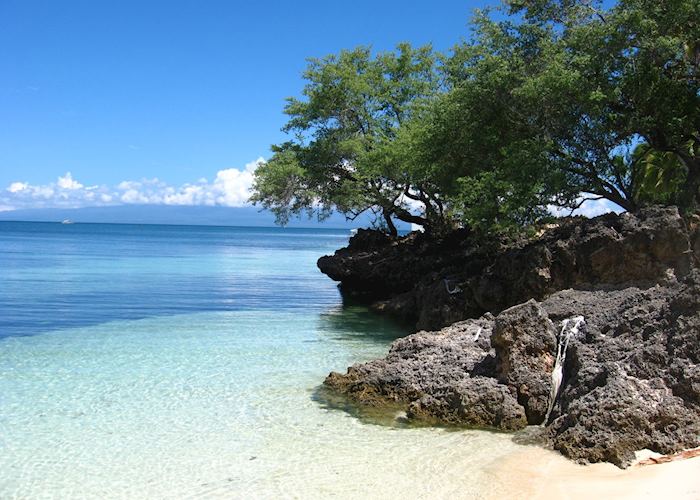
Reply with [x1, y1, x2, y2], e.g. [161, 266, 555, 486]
[325, 271, 700, 467]
[688, 213, 700, 263]
[318, 207, 695, 331]
[321, 207, 700, 467]
[492, 301, 558, 424]
[323, 315, 528, 430]
[542, 276, 700, 466]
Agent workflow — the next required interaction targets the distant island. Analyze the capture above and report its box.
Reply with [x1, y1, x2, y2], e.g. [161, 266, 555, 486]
[0, 204, 409, 230]
[2, 0, 699, 496]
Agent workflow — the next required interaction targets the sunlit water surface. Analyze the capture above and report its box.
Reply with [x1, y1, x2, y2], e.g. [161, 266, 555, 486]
[0, 222, 527, 499]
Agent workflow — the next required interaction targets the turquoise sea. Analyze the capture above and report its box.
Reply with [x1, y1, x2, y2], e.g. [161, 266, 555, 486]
[0, 222, 525, 499]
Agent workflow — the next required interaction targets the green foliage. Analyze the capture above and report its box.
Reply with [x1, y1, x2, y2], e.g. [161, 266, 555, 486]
[630, 141, 696, 206]
[253, 0, 700, 236]
[503, 0, 700, 211]
[250, 44, 446, 235]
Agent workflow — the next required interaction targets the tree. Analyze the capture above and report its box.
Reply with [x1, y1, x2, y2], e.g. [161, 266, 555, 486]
[504, 0, 700, 211]
[406, 14, 574, 230]
[251, 44, 447, 236]
[253, 0, 700, 237]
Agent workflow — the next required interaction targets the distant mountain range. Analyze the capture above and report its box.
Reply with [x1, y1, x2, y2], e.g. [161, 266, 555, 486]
[0, 204, 409, 230]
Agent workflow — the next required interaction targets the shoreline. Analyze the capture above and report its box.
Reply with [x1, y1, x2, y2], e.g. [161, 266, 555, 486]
[486, 447, 700, 499]
[320, 208, 700, 468]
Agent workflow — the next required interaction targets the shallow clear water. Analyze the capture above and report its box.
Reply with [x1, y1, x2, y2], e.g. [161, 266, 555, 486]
[0, 222, 526, 499]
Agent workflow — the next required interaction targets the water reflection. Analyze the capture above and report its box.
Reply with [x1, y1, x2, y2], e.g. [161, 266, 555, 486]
[312, 302, 412, 427]
[0, 222, 346, 339]
[312, 384, 412, 428]
[317, 303, 409, 345]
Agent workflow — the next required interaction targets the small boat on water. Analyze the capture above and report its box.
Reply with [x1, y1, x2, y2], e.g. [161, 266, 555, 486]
[61, 219, 74, 225]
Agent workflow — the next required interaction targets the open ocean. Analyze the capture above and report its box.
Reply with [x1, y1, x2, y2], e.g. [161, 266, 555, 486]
[0, 221, 525, 498]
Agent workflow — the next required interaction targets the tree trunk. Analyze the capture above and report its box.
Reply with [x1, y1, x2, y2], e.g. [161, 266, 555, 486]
[605, 189, 637, 213]
[383, 210, 398, 237]
[586, 183, 636, 213]
[679, 158, 700, 213]
[392, 206, 432, 232]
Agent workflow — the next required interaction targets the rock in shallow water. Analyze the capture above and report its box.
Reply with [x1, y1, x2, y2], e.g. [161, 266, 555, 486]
[322, 208, 700, 467]
[491, 300, 557, 425]
[406, 377, 528, 430]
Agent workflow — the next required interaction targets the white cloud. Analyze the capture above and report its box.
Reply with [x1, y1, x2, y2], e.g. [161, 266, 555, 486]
[1, 158, 265, 211]
[57, 172, 83, 190]
[2, 162, 632, 222]
[211, 166, 255, 206]
[117, 180, 139, 190]
[575, 198, 623, 217]
[120, 189, 150, 204]
[35, 186, 55, 198]
[8, 182, 28, 193]
[549, 196, 625, 218]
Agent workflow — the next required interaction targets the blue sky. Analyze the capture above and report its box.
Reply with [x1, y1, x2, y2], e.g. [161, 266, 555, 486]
[1, 0, 489, 211]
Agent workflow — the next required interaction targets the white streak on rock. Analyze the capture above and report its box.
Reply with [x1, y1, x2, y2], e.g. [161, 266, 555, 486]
[544, 316, 585, 424]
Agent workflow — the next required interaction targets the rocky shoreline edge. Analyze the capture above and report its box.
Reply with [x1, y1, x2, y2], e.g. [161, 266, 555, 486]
[318, 207, 700, 468]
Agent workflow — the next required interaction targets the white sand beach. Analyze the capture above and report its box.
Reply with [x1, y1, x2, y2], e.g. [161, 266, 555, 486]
[488, 447, 700, 500]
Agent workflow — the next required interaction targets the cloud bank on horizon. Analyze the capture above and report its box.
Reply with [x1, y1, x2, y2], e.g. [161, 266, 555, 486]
[1, 157, 621, 219]
[0, 158, 264, 212]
